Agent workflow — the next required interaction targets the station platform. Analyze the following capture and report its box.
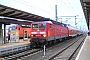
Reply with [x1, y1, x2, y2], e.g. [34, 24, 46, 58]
[0, 39, 30, 46]
[75, 35, 90, 60]
[0, 39, 30, 56]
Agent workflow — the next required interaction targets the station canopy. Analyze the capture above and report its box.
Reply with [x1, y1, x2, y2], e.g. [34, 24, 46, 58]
[80, 0, 90, 29]
[0, 4, 46, 25]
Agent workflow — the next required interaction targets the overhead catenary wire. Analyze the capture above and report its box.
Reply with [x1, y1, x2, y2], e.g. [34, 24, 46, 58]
[42, 0, 76, 17]
[38, 0, 55, 10]
[67, 0, 78, 15]
[13, 0, 54, 16]
[42, 0, 79, 19]
[61, 0, 77, 15]
[13, 0, 81, 21]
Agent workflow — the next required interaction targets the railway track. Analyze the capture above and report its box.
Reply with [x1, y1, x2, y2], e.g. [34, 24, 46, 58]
[4, 49, 41, 60]
[3, 35, 86, 60]
[48, 35, 86, 60]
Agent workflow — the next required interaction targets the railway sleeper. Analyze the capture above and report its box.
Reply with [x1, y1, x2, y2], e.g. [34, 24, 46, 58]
[5, 49, 40, 60]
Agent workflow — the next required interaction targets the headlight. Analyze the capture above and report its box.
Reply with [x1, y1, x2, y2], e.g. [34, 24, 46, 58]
[43, 34, 46, 37]
[31, 35, 33, 37]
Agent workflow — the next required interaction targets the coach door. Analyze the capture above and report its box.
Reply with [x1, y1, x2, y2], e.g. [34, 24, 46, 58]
[23, 30, 28, 40]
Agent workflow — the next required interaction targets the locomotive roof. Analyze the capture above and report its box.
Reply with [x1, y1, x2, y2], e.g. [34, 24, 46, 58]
[32, 20, 66, 26]
[42, 18, 67, 26]
[32, 18, 67, 27]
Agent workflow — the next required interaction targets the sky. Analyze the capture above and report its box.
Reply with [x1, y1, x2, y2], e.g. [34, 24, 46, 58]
[0, 0, 88, 32]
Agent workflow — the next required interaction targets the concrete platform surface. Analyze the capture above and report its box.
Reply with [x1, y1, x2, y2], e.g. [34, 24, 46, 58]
[0, 39, 30, 47]
[0, 39, 30, 56]
[75, 35, 90, 60]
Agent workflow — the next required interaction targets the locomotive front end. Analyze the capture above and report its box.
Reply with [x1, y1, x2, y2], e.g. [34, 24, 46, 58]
[30, 22, 47, 47]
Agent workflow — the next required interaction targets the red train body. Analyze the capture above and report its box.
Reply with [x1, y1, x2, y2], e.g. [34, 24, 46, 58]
[30, 21, 68, 42]
[30, 19, 82, 47]
[8, 25, 31, 40]
[67, 26, 82, 37]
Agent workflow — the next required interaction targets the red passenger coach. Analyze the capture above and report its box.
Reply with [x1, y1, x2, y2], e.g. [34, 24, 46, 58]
[67, 26, 82, 37]
[8, 25, 31, 40]
[30, 19, 68, 47]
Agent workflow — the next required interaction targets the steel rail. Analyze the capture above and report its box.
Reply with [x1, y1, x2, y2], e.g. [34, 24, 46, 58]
[4, 49, 41, 60]
[48, 35, 86, 60]
[67, 36, 86, 60]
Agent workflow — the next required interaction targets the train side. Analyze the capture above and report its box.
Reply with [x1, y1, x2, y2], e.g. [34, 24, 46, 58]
[54, 23, 68, 39]
[67, 26, 82, 37]
[8, 25, 31, 40]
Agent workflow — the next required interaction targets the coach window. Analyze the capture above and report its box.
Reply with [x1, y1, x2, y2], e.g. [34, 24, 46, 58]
[50, 24, 52, 29]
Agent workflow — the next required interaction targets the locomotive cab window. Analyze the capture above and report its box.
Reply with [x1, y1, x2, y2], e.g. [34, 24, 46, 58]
[32, 23, 46, 29]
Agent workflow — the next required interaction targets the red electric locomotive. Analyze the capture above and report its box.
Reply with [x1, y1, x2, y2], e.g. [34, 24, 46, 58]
[30, 19, 68, 47]
[8, 24, 31, 40]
